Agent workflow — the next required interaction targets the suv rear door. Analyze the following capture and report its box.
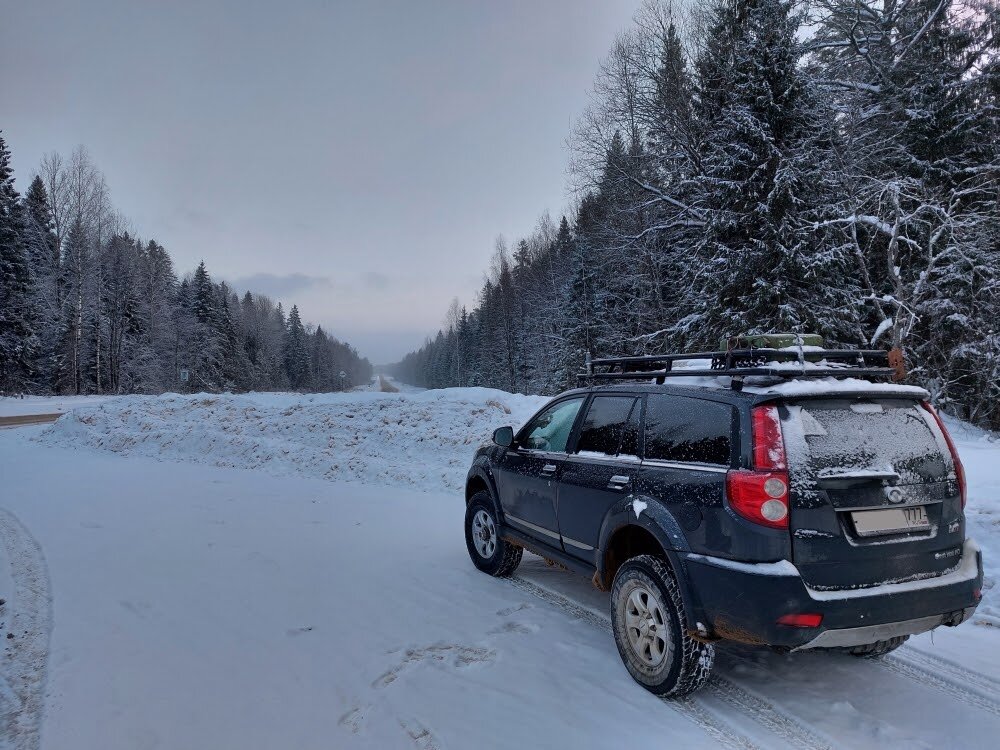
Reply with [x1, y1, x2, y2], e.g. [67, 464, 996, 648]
[637, 394, 736, 555]
[557, 394, 641, 558]
[781, 397, 965, 590]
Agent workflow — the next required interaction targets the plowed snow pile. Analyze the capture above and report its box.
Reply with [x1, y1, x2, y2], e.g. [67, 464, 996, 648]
[37, 389, 547, 493]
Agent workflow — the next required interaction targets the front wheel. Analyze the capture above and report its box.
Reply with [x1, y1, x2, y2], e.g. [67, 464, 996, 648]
[464, 493, 522, 577]
[611, 555, 714, 697]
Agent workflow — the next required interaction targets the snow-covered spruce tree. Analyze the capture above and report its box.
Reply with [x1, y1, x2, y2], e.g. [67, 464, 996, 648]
[310, 324, 333, 389]
[900, 1, 1000, 422]
[809, 0, 1000, 423]
[559, 196, 606, 388]
[0, 134, 39, 393]
[283, 304, 310, 390]
[540, 215, 578, 388]
[22, 176, 64, 392]
[138, 240, 178, 391]
[267, 302, 289, 389]
[99, 233, 144, 393]
[682, 0, 862, 348]
[217, 281, 252, 392]
[58, 218, 89, 393]
[239, 291, 261, 377]
[185, 261, 224, 390]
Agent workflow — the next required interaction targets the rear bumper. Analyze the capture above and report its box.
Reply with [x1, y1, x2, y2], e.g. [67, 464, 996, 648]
[682, 539, 983, 649]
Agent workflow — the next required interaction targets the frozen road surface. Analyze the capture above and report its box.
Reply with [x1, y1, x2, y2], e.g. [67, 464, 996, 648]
[1, 388, 999, 749]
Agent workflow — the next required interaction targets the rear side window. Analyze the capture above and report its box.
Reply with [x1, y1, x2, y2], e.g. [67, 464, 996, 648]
[644, 395, 733, 466]
[576, 396, 638, 456]
[789, 399, 946, 482]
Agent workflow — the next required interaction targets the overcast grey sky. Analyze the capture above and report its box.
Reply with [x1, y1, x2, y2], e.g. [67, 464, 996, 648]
[2, 0, 643, 363]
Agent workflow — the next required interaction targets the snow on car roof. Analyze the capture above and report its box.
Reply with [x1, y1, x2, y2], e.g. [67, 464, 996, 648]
[743, 377, 928, 399]
[625, 358, 929, 399]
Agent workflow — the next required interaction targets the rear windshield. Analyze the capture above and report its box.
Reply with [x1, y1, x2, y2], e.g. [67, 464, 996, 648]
[784, 399, 946, 483]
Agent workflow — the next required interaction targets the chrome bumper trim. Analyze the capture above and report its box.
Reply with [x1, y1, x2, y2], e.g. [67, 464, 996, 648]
[795, 613, 946, 650]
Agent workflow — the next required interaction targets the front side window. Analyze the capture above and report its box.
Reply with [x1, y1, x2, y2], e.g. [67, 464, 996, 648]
[576, 396, 639, 456]
[644, 395, 733, 466]
[521, 397, 585, 453]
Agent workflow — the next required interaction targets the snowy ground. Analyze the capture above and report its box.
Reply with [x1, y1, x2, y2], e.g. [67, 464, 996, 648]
[1, 389, 999, 749]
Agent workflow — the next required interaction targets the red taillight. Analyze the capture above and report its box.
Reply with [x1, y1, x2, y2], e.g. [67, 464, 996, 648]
[727, 470, 789, 529]
[776, 613, 823, 628]
[752, 405, 786, 471]
[728, 405, 790, 529]
[920, 401, 967, 508]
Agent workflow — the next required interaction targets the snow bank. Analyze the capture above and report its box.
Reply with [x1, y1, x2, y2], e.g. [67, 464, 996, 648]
[945, 415, 1000, 623]
[36, 389, 548, 494]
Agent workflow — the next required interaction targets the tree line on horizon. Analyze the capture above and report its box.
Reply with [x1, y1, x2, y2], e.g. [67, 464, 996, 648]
[0, 138, 371, 396]
[391, 0, 1000, 429]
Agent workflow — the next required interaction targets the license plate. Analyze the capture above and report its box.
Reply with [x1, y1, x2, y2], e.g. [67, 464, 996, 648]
[852, 506, 930, 537]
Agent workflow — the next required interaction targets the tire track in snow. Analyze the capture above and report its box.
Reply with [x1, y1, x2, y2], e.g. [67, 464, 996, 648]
[898, 645, 1000, 698]
[0, 508, 52, 750]
[507, 576, 755, 750]
[508, 575, 830, 750]
[704, 678, 830, 750]
[879, 651, 1000, 719]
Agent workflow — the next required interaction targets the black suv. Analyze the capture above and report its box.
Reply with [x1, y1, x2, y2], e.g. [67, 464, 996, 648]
[463, 348, 983, 696]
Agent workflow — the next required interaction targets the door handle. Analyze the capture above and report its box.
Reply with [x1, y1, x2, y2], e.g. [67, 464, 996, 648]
[541, 463, 557, 474]
[608, 475, 631, 490]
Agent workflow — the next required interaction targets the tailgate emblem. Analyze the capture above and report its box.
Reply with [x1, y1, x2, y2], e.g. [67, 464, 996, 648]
[887, 488, 905, 504]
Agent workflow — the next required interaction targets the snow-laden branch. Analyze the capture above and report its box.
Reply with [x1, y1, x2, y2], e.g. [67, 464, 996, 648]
[871, 317, 894, 345]
[816, 78, 882, 94]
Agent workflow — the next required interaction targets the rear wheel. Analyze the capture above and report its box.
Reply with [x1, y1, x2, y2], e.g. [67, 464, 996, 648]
[846, 635, 909, 658]
[611, 555, 714, 697]
[465, 493, 522, 577]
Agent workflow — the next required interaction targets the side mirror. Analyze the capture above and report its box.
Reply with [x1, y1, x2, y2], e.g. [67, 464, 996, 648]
[492, 426, 514, 448]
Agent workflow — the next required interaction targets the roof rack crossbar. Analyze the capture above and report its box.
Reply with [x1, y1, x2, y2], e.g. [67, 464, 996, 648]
[578, 347, 897, 388]
[580, 367, 896, 381]
[589, 349, 889, 366]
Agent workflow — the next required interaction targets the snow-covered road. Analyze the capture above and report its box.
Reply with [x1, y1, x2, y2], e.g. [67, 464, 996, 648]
[1, 389, 999, 748]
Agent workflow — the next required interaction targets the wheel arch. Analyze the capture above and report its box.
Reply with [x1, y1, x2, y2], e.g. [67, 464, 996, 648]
[465, 462, 500, 514]
[596, 500, 702, 631]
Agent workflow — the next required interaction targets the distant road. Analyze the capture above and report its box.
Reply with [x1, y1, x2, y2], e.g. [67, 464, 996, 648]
[0, 414, 61, 429]
[377, 375, 399, 393]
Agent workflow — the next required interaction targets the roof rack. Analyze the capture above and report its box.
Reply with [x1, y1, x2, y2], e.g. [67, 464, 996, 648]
[579, 346, 897, 391]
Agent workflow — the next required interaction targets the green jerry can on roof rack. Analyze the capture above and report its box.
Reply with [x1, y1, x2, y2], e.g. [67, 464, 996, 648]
[720, 333, 825, 351]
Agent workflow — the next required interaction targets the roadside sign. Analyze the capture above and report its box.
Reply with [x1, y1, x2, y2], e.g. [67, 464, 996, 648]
[179, 369, 190, 383]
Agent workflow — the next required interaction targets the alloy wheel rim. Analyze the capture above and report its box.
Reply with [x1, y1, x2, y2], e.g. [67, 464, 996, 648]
[471, 509, 496, 559]
[624, 584, 671, 668]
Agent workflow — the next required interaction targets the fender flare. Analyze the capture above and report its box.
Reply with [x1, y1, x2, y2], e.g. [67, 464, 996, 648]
[597, 495, 703, 629]
[465, 458, 502, 516]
